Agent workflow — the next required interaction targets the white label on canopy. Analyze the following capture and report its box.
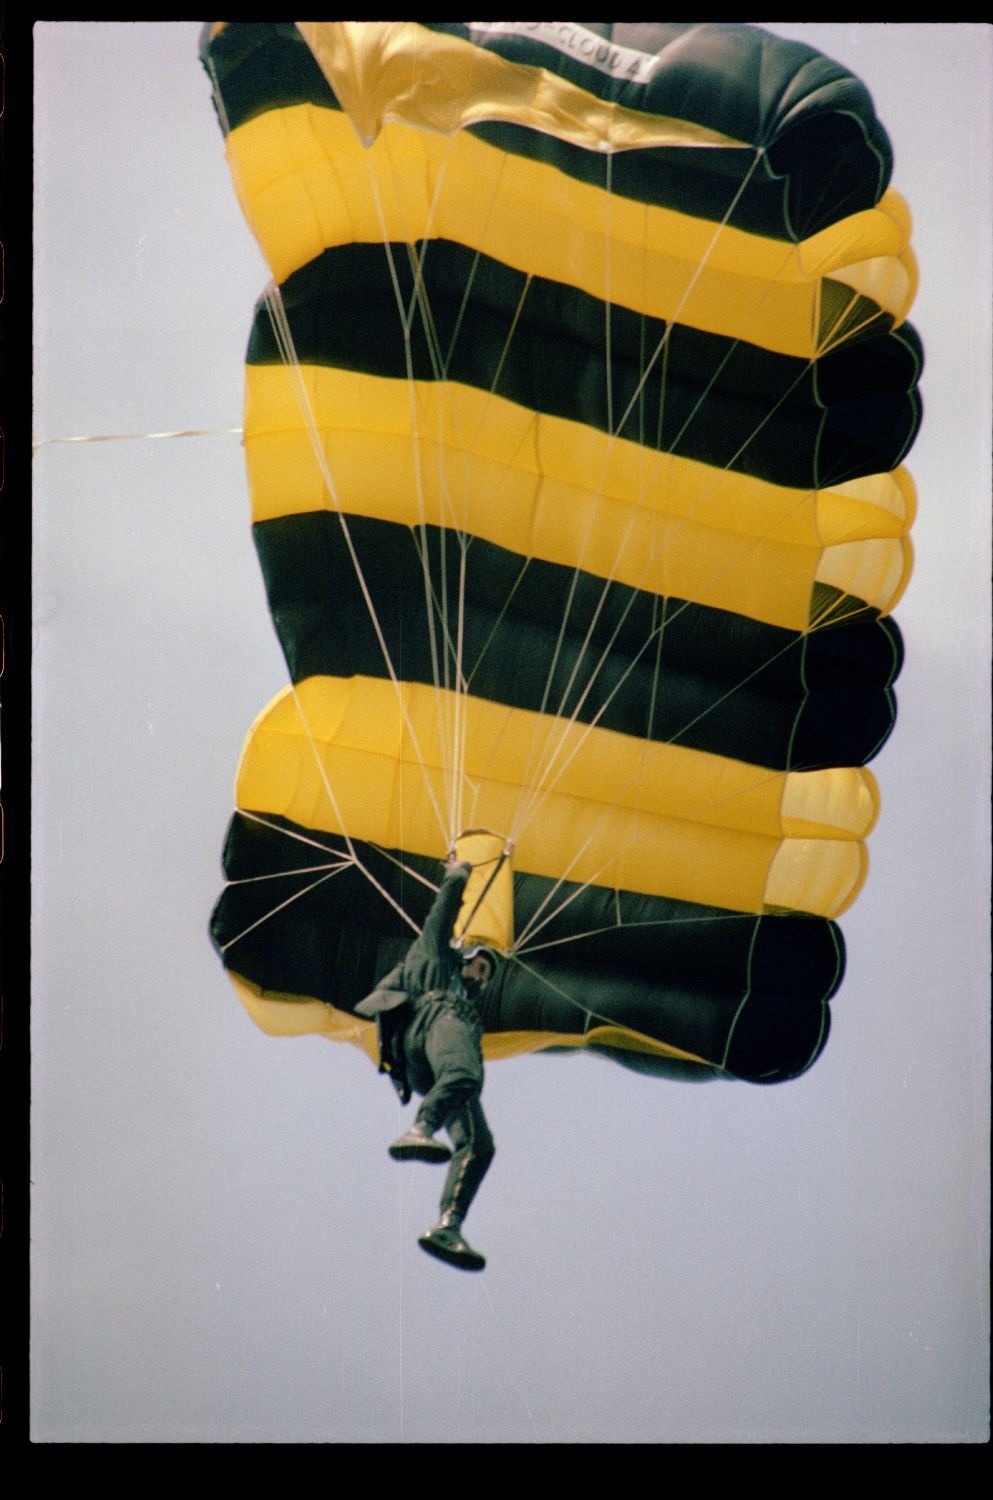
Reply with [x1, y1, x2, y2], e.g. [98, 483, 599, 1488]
[465, 22, 663, 84]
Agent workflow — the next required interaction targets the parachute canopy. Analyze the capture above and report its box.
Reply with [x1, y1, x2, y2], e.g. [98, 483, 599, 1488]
[203, 21, 921, 1082]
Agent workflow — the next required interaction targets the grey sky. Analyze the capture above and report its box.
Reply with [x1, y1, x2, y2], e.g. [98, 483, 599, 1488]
[32, 22, 990, 1443]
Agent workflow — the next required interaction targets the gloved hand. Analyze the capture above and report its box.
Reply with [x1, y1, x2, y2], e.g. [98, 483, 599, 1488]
[444, 853, 471, 881]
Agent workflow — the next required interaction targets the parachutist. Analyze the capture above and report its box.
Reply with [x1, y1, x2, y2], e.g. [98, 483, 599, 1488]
[356, 859, 498, 1272]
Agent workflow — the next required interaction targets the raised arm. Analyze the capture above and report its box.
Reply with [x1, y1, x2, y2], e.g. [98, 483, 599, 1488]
[419, 858, 471, 957]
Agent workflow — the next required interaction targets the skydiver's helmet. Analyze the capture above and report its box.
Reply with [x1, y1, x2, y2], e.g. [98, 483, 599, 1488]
[459, 943, 499, 991]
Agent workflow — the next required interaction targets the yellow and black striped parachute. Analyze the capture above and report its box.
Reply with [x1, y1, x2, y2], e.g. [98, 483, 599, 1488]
[203, 21, 920, 1082]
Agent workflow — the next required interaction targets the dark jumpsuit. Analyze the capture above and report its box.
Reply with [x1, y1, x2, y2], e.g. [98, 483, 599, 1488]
[397, 865, 495, 1223]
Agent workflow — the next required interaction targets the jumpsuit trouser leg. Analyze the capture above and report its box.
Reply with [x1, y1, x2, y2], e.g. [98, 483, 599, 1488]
[403, 1000, 495, 1224]
[439, 1095, 495, 1222]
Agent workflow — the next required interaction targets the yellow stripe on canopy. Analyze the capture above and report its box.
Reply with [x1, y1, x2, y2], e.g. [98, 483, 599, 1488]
[245, 364, 915, 629]
[234, 676, 877, 918]
[225, 97, 915, 355]
[297, 20, 748, 151]
[228, 973, 709, 1065]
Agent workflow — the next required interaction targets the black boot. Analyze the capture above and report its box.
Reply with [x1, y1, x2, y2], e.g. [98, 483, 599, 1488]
[388, 1120, 451, 1163]
[418, 1211, 486, 1271]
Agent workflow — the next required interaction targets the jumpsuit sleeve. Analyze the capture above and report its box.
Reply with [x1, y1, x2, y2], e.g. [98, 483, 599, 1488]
[419, 863, 471, 956]
[402, 863, 471, 992]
